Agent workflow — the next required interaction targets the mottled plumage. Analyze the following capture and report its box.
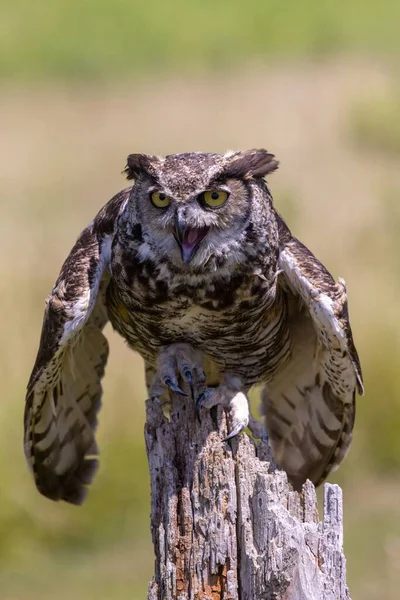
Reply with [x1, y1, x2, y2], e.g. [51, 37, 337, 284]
[25, 149, 363, 504]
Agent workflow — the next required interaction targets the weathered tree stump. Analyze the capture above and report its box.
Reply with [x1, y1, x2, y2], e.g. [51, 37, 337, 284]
[145, 390, 350, 600]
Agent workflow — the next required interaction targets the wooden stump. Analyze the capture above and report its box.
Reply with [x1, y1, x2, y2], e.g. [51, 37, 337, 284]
[145, 390, 350, 600]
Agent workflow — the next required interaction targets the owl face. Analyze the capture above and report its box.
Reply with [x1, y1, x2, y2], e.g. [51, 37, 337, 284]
[124, 150, 279, 272]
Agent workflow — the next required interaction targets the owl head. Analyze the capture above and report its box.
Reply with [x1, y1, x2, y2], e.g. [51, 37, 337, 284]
[123, 149, 279, 272]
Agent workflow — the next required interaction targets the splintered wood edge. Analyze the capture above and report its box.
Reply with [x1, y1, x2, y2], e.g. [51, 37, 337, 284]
[145, 394, 350, 600]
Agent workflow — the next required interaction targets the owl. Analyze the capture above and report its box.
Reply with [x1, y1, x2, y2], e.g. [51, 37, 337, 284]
[24, 149, 363, 504]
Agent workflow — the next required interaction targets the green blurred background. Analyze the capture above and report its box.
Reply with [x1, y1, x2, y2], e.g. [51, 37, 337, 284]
[1, 1, 399, 598]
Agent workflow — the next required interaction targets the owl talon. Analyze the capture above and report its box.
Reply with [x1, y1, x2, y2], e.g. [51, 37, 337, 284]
[196, 389, 211, 415]
[182, 366, 193, 382]
[225, 391, 249, 439]
[224, 421, 246, 440]
[150, 343, 206, 404]
[164, 377, 188, 396]
[194, 378, 250, 439]
[196, 393, 204, 412]
[196, 369, 206, 384]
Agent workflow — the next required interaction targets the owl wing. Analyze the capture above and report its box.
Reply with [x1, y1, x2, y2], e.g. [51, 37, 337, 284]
[24, 188, 130, 504]
[262, 217, 363, 489]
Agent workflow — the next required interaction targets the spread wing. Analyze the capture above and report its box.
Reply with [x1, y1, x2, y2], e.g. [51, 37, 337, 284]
[262, 217, 363, 489]
[24, 188, 130, 504]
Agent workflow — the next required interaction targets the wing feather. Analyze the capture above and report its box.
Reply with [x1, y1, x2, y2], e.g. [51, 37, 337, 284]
[262, 217, 363, 489]
[24, 188, 130, 504]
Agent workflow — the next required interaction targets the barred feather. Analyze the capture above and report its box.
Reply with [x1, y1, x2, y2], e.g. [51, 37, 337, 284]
[24, 188, 129, 503]
[262, 219, 363, 488]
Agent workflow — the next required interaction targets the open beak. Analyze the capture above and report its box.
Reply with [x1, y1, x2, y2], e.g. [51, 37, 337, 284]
[174, 216, 209, 263]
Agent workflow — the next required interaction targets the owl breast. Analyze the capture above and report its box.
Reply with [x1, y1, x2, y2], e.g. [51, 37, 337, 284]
[106, 247, 291, 388]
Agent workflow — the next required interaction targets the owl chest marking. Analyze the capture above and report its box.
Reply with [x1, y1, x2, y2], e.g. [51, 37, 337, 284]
[107, 249, 290, 384]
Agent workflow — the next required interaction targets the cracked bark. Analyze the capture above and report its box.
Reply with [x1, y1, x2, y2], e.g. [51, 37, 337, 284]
[145, 390, 351, 600]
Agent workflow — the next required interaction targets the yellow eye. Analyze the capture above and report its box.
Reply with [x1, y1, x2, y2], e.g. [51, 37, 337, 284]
[151, 191, 171, 208]
[201, 190, 229, 208]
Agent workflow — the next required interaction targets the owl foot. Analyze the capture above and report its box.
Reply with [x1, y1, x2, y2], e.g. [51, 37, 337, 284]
[196, 375, 249, 439]
[149, 343, 206, 404]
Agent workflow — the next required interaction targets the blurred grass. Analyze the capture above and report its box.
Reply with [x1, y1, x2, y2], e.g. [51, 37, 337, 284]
[349, 93, 400, 156]
[0, 0, 400, 80]
[1, 62, 399, 597]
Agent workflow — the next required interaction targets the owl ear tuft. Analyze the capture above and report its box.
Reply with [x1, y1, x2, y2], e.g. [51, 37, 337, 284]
[124, 154, 154, 180]
[224, 149, 279, 180]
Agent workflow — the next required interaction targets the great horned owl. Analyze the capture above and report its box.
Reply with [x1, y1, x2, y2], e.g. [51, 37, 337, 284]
[24, 149, 363, 504]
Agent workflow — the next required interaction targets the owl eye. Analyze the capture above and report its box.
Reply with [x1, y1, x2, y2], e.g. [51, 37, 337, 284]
[150, 191, 171, 208]
[201, 190, 229, 209]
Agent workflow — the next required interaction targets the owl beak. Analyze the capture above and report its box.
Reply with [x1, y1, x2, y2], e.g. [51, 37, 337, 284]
[175, 218, 209, 263]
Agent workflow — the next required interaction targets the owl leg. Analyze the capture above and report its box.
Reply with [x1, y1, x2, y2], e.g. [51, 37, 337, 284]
[148, 343, 206, 404]
[197, 375, 249, 439]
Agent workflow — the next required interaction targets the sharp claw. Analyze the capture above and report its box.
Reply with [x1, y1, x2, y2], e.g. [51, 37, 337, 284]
[196, 392, 206, 414]
[182, 367, 192, 382]
[164, 377, 188, 396]
[224, 422, 246, 440]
